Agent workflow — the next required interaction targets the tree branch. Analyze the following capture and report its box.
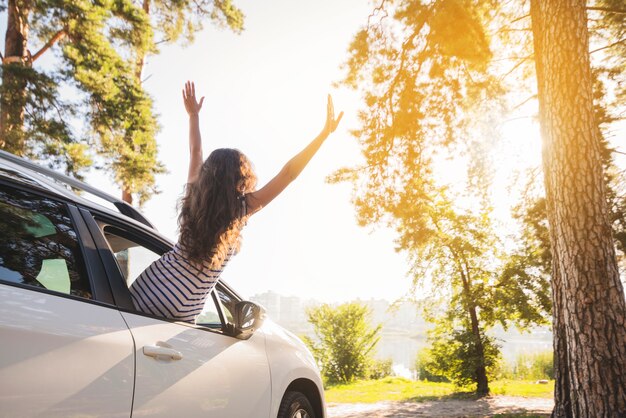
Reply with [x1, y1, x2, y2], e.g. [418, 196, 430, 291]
[31, 29, 66, 63]
[499, 55, 533, 81]
[586, 6, 626, 15]
[510, 14, 530, 24]
[510, 94, 538, 112]
[590, 37, 625, 54]
[155, 37, 171, 46]
[367, 0, 388, 31]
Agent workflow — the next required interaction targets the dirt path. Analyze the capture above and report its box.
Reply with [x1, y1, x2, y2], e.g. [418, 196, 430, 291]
[327, 396, 554, 417]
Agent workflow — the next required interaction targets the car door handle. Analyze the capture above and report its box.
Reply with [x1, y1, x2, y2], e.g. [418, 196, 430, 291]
[143, 342, 183, 361]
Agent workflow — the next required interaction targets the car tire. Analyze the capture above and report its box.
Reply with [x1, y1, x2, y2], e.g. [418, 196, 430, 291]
[277, 391, 316, 418]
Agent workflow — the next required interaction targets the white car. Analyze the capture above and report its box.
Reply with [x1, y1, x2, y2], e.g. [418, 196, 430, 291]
[0, 150, 325, 418]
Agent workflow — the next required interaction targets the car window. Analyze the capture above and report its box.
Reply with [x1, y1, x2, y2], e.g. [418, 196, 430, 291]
[216, 287, 236, 324]
[101, 226, 162, 287]
[0, 184, 92, 299]
[195, 291, 224, 329]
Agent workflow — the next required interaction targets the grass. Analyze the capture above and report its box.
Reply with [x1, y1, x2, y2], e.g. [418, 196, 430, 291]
[490, 379, 555, 398]
[325, 377, 456, 403]
[325, 377, 554, 404]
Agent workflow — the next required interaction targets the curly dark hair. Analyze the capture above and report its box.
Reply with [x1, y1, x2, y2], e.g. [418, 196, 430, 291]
[178, 148, 257, 268]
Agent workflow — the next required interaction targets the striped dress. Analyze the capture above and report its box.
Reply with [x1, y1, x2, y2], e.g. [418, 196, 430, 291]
[129, 243, 233, 322]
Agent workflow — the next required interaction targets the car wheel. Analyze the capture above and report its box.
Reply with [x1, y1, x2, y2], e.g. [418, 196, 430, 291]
[277, 391, 316, 418]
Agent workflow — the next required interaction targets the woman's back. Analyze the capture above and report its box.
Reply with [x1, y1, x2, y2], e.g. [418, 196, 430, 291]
[129, 244, 232, 322]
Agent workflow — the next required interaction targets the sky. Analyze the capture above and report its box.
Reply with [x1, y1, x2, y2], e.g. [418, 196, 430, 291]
[104, 0, 414, 303]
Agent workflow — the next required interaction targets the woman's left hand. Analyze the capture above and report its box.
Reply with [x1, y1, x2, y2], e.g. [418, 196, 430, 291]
[321, 94, 344, 138]
[183, 81, 205, 116]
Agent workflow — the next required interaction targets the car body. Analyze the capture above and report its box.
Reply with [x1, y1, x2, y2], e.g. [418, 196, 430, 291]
[0, 150, 325, 418]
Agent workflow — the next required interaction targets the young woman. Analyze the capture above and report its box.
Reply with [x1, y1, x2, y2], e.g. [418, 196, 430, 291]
[129, 81, 343, 322]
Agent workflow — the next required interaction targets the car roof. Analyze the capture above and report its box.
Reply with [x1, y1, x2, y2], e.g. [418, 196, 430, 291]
[0, 150, 156, 231]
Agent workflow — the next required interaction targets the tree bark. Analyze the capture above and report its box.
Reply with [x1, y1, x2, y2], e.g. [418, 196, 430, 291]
[457, 255, 489, 396]
[468, 303, 489, 396]
[530, 1, 626, 416]
[0, 0, 31, 155]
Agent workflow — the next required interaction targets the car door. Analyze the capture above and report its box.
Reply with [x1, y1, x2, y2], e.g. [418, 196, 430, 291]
[0, 182, 134, 418]
[83, 216, 272, 418]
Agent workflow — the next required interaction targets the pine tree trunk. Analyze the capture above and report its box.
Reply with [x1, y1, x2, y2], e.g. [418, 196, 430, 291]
[530, 1, 626, 416]
[122, 189, 133, 205]
[0, 0, 31, 154]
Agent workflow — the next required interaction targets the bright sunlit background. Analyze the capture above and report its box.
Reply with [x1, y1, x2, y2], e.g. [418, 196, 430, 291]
[96, 0, 413, 303]
[0, 0, 555, 303]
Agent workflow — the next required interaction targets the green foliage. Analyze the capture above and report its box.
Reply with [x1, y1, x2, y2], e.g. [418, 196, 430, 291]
[499, 351, 554, 381]
[422, 323, 501, 389]
[0, 65, 90, 176]
[149, 0, 244, 46]
[368, 358, 394, 380]
[403, 192, 548, 392]
[1, 0, 244, 204]
[59, 0, 164, 203]
[415, 348, 449, 382]
[0, 1, 161, 201]
[303, 302, 382, 384]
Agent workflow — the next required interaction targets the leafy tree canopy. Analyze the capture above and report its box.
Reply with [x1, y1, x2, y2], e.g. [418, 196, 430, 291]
[327, 0, 626, 393]
[0, 0, 245, 204]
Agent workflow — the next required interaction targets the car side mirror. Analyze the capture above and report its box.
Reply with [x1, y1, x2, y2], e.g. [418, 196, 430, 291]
[233, 301, 266, 340]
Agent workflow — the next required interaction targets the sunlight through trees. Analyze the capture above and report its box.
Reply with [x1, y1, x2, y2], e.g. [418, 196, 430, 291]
[336, 0, 626, 413]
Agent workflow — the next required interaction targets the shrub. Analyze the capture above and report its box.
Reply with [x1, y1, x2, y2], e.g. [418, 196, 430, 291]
[415, 348, 449, 382]
[511, 351, 554, 380]
[368, 358, 393, 380]
[424, 327, 502, 388]
[303, 302, 382, 384]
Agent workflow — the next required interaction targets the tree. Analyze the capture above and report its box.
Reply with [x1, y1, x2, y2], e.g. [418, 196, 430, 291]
[401, 192, 549, 394]
[422, 323, 501, 388]
[338, 0, 626, 408]
[529, 1, 626, 415]
[0, 1, 162, 199]
[332, 0, 548, 395]
[123, 0, 244, 203]
[303, 302, 382, 384]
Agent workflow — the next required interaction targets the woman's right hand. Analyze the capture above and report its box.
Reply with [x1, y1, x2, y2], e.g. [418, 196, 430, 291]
[320, 94, 344, 138]
[182, 81, 205, 116]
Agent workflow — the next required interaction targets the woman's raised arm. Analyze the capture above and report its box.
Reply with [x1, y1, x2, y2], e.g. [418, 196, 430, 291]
[182, 81, 205, 185]
[246, 95, 343, 214]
